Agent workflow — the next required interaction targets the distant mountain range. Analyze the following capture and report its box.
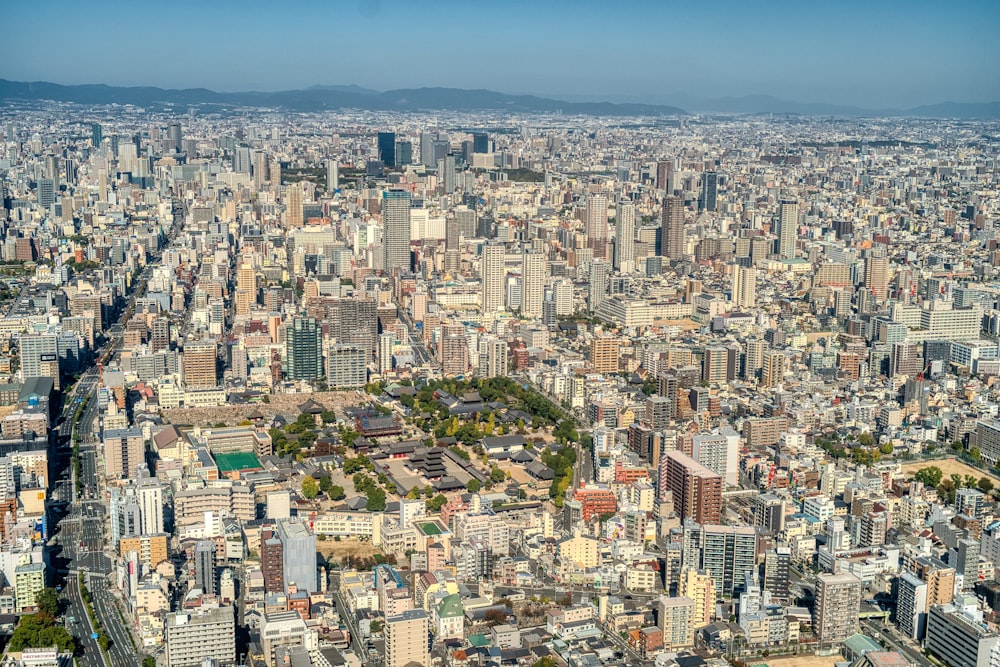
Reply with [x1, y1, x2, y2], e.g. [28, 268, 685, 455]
[0, 79, 685, 116]
[0, 79, 997, 119]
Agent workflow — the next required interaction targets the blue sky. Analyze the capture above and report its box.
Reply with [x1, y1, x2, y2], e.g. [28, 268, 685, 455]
[3, 0, 997, 108]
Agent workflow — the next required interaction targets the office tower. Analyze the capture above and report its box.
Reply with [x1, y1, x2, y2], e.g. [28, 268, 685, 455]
[326, 345, 366, 389]
[479, 337, 508, 378]
[285, 317, 323, 380]
[326, 159, 339, 190]
[753, 494, 785, 533]
[614, 200, 635, 272]
[269, 159, 281, 187]
[661, 195, 684, 259]
[18, 332, 58, 380]
[472, 132, 489, 153]
[419, 131, 435, 166]
[103, 428, 145, 480]
[656, 160, 673, 191]
[377, 131, 396, 167]
[135, 477, 164, 535]
[182, 341, 218, 388]
[865, 254, 890, 299]
[732, 265, 756, 309]
[897, 572, 928, 640]
[91, 123, 102, 148]
[520, 251, 545, 318]
[776, 199, 798, 259]
[445, 218, 460, 274]
[660, 451, 723, 525]
[587, 194, 609, 258]
[700, 171, 718, 212]
[37, 178, 55, 208]
[692, 430, 740, 486]
[194, 540, 217, 595]
[814, 572, 862, 644]
[382, 189, 412, 275]
[165, 607, 236, 667]
[385, 609, 430, 667]
[456, 206, 477, 238]
[589, 259, 610, 311]
[481, 242, 505, 314]
[679, 568, 716, 628]
[167, 122, 182, 152]
[926, 599, 1000, 667]
[396, 140, 412, 166]
[234, 146, 252, 173]
[277, 521, 317, 593]
[438, 154, 456, 194]
[590, 337, 619, 374]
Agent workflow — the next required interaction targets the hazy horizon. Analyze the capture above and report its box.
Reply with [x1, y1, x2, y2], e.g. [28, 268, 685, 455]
[3, 0, 997, 109]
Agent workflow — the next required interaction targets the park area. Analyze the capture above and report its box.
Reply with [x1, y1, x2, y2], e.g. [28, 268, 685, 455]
[902, 457, 1000, 483]
[316, 537, 379, 564]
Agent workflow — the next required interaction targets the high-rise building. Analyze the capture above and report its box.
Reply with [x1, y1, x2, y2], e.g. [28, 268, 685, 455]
[732, 265, 757, 309]
[91, 123, 103, 148]
[285, 182, 303, 229]
[37, 179, 55, 208]
[472, 132, 489, 154]
[691, 429, 740, 486]
[659, 451, 723, 525]
[679, 568, 716, 628]
[590, 337, 619, 374]
[194, 540, 216, 596]
[167, 122, 182, 153]
[661, 195, 684, 259]
[277, 521, 317, 593]
[700, 171, 718, 212]
[382, 189, 412, 275]
[377, 131, 396, 167]
[814, 572, 862, 644]
[657, 595, 695, 650]
[285, 317, 323, 381]
[656, 160, 673, 191]
[865, 254, 890, 299]
[926, 598, 1000, 667]
[897, 571, 928, 640]
[587, 194, 609, 258]
[419, 132, 436, 167]
[762, 547, 791, 602]
[520, 251, 545, 318]
[261, 612, 311, 666]
[777, 199, 798, 259]
[326, 345, 367, 389]
[18, 333, 58, 381]
[683, 522, 758, 596]
[326, 159, 339, 190]
[481, 242, 505, 314]
[103, 428, 145, 479]
[165, 607, 236, 667]
[385, 609, 429, 667]
[182, 341, 218, 388]
[479, 337, 508, 378]
[701, 346, 737, 384]
[589, 259, 610, 311]
[614, 200, 635, 272]
[438, 155, 456, 194]
[753, 494, 785, 533]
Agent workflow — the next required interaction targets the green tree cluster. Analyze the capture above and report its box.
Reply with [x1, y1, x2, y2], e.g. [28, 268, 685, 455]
[8, 612, 75, 653]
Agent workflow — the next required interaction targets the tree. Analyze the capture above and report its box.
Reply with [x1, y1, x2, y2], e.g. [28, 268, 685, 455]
[912, 466, 943, 487]
[35, 588, 60, 616]
[531, 657, 559, 667]
[301, 477, 319, 500]
[143, 658, 156, 667]
[8, 613, 76, 653]
[879, 442, 893, 455]
[970, 447, 983, 462]
[858, 432, 875, 447]
[979, 477, 995, 493]
[321, 410, 338, 424]
[426, 494, 448, 513]
[490, 467, 506, 483]
[328, 484, 345, 500]
[366, 487, 387, 512]
[483, 609, 508, 626]
[467, 479, 481, 493]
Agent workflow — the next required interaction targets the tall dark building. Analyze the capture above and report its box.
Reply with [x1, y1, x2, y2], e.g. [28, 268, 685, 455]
[91, 123, 103, 148]
[377, 131, 396, 168]
[285, 317, 323, 380]
[167, 122, 182, 153]
[763, 547, 791, 602]
[472, 132, 489, 153]
[661, 194, 684, 260]
[261, 528, 284, 594]
[700, 171, 718, 212]
[396, 141, 412, 166]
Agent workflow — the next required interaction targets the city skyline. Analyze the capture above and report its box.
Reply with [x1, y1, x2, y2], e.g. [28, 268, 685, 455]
[3, 0, 998, 109]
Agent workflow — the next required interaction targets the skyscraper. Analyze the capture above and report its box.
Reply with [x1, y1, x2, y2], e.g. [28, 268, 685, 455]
[520, 251, 545, 318]
[777, 199, 798, 259]
[661, 195, 684, 259]
[194, 540, 217, 595]
[589, 259, 610, 311]
[285, 317, 323, 380]
[91, 123, 103, 148]
[285, 182, 303, 229]
[865, 254, 889, 299]
[167, 122, 182, 153]
[814, 572, 862, 644]
[472, 132, 489, 153]
[382, 189, 412, 275]
[326, 159, 339, 190]
[587, 194, 609, 258]
[614, 200, 635, 272]
[377, 131, 396, 167]
[700, 171, 718, 212]
[182, 341, 218, 388]
[481, 242, 505, 314]
[419, 131, 435, 166]
[439, 154, 456, 194]
[732, 265, 757, 309]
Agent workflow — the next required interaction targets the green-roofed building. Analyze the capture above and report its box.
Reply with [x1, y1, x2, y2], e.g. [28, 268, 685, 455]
[435, 593, 464, 641]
